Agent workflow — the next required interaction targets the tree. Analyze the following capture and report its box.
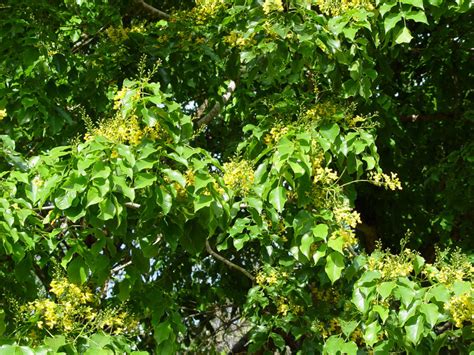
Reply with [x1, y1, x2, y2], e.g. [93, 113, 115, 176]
[0, 0, 472, 353]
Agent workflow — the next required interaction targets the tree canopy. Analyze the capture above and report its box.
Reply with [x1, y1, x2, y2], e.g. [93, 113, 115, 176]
[0, 0, 472, 353]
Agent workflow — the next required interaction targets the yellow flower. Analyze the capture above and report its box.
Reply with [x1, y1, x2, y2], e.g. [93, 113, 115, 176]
[263, 0, 284, 14]
[368, 171, 402, 190]
[444, 292, 473, 328]
[222, 159, 254, 195]
[32, 176, 44, 187]
[0, 109, 7, 121]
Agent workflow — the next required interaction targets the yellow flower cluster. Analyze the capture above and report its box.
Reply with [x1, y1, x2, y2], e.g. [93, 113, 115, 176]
[305, 101, 340, 122]
[276, 297, 303, 316]
[424, 265, 471, 285]
[96, 307, 139, 335]
[346, 115, 367, 127]
[263, 0, 284, 14]
[185, 169, 195, 186]
[350, 327, 364, 344]
[32, 176, 44, 187]
[368, 171, 402, 190]
[423, 253, 473, 286]
[106, 26, 129, 44]
[444, 292, 473, 328]
[256, 268, 288, 287]
[311, 318, 342, 339]
[311, 320, 330, 338]
[333, 205, 362, 229]
[256, 270, 278, 286]
[367, 248, 415, 280]
[313, 167, 338, 185]
[314, 0, 375, 16]
[264, 123, 290, 146]
[311, 286, 341, 304]
[113, 87, 141, 110]
[222, 159, 254, 195]
[85, 114, 161, 145]
[22, 278, 95, 332]
[0, 109, 6, 121]
[50, 277, 93, 303]
[223, 31, 256, 49]
[193, 0, 226, 24]
[331, 228, 358, 249]
[19, 278, 138, 338]
[106, 23, 146, 44]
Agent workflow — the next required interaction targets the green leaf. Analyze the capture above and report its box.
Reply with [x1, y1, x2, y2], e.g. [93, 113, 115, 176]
[401, 0, 424, 9]
[313, 244, 327, 265]
[352, 288, 368, 313]
[372, 305, 389, 324]
[269, 186, 286, 213]
[377, 281, 396, 299]
[91, 161, 111, 180]
[325, 251, 345, 283]
[270, 332, 285, 349]
[86, 186, 103, 207]
[364, 321, 381, 347]
[288, 157, 307, 178]
[426, 284, 450, 302]
[98, 197, 116, 220]
[328, 235, 344, 254]
[135, 172, 157, 189]
[194, 194, 213, 212]
[395, 27, 413, 44]
[340, 320, 358, 337]
[420, 303, 439, 328]
[320, 123, 340, 143]
[413, 255, 425, 275]
[300, 233, 314, 260]
[341, 341, 358, 355]
[194, 172, 213, 191]
[312, 224, 329, 241]
[67, 258, 87, 285]
[43, 335, 66, 351]
[113, 175, 135, 201]
[0, 345, 35, 355]
[405, 10, 429, 24]
[323, 336, 345, 354]
[405, 316, 424, 345]
[154, 322, 173, 345]
[156, 186, 173, 215]
[384, 13, 402, 33]
[379, 1, 397, 16]
[54, 189, 77, 210]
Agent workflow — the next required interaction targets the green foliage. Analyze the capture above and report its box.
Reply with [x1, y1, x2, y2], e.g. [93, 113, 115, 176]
[0, 0, 472, 353]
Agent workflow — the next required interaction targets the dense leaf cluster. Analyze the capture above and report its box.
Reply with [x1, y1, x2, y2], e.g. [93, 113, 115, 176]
[0, 0, 472, 353]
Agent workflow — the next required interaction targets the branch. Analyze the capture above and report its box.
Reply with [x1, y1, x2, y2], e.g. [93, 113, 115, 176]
[196, 80, 236, 128]
[111, 260, 132, 273]
[125, 202, 141, 209]
[135, 0, 170, 19]
[205, 240, 254, 281]
[194, 99, 209, 120]
[71, 26, 107, 53]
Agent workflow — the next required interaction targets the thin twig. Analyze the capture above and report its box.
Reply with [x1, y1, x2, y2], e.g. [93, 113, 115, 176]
[111, 260, 132, 273]
[205, 240, 254, 281]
